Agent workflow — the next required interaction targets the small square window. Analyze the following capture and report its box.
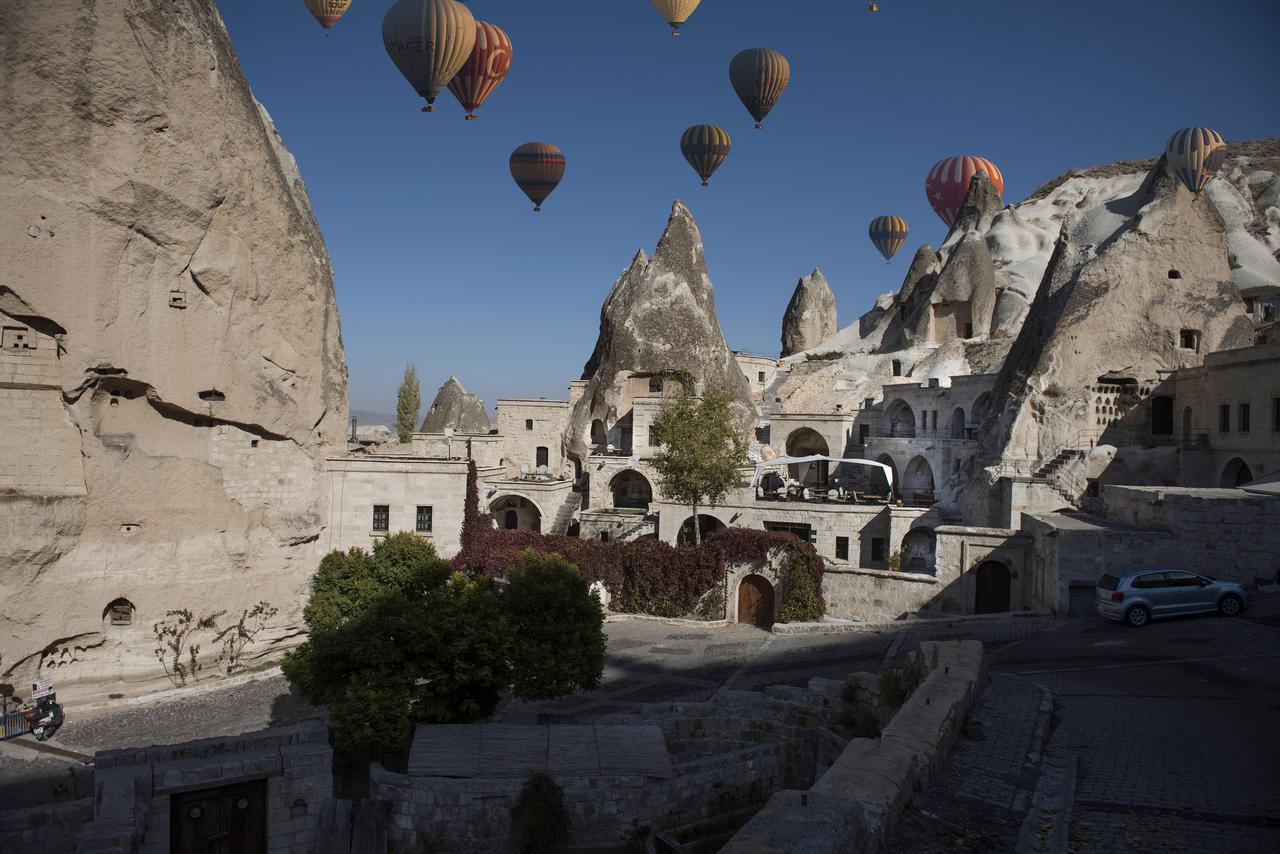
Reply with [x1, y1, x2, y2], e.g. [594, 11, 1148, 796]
[871, 538, 886, 562]
[1179, 329, 1200, 351]
[525, 419, 534, 431]
[372, 505, 389, 532]
[757, 371, 765, 382]
[835, 536, 849, 561]
[416, 505, 432, 533]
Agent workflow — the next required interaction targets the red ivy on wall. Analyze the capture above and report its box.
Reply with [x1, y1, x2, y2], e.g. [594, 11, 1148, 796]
[455, 463, 825, 617]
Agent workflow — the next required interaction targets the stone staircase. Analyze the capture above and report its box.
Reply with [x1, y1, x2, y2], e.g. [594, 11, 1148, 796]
[1032, 448, 1086, 503]
[615, 514, 656, 541]
[547, 490, 582, 535]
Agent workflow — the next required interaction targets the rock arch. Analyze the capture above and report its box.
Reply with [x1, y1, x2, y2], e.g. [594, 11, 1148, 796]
[609, 469, 653, 510]
[884, 399, 916, 438]
[489, 494, 543, 532]
[1219, 457, 1254, 488]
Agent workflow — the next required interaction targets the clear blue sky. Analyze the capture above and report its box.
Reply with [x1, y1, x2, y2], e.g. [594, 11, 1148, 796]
[219, 1, 1280, 418]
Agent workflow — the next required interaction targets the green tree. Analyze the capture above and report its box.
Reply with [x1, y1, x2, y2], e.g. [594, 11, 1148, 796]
[648, 385, 749, 546]
[505, 551, 606, 701]
[395, 363, 421, 444]
[777, 555, 825, 623]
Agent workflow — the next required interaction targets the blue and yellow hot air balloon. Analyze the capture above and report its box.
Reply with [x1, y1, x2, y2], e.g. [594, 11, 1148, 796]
[1165, 128, 1227, 194]
[869, 215, 909, 263]
[510, 142, 566, 212]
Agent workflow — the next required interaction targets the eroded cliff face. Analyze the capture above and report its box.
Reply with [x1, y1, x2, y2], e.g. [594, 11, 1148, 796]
[564, 201, 756, 462]
[0, 0, 347, 692]
[780, 269, 838, 356]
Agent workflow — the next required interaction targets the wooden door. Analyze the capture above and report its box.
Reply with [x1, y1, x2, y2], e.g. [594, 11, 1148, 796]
[974, 562, 1011, 614]
[172, 778, 267, 854]
[737, 575, 775, 627]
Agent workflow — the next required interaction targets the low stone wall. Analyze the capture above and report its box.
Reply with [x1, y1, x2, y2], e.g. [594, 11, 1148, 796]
[372, 679, 850, 852]
[722, 640, 987, 854]
[0, 799, 94, 853]
[822, 566, 942, 621]
[75, 720, 332, 854]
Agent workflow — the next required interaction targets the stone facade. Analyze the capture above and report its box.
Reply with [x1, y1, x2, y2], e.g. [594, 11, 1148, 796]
[325, 456, 470, 557]
[495, 398, 573, 476]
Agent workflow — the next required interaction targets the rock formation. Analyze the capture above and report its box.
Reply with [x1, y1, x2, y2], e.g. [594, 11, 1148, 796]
[565, 201, 756, 461]
[0, 0, 347, 691]
[962, 154, 1255, 522]
[781, 269, 838, 356]
[420, 376, 492, 433]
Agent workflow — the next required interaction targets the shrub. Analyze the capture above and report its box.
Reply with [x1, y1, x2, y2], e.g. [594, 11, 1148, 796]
[879, 653, 927, 710]
[304, 533, 451, 635]
[777, 555, 825, 623]
[153, 609, 223, 687]
[804, 351, 844, 361]
[513, 773, 569, 854]
[505, 552, 607, 701]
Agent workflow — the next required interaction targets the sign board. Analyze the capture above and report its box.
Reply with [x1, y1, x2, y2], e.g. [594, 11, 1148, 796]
[31, 680, 53, 700]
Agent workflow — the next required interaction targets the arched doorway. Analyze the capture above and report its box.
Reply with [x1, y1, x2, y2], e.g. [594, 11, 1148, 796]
[1219, 458, 1254, 488]
[1181, 407, 1193, 444]
[1150, 396, 1173, 435]
[610, 470, 653, 510]
[677, 514, 724, 546]
[971, 392, 992, 427]
[489, 495, 542, 532]
[948, 407, 967, 439]
[901, 528, 937, 575]
[737, 575, 775, 627]
[884, 400, 916, 438]
[871, 454, 898, 499]
[974, 561, 1011, 614]
[902, 456, 936, 504]
[785, 428, 829, 486]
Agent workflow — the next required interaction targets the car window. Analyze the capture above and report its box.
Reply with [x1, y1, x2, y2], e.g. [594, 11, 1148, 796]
[1163, 571, 1201, 587]
[1097, 574, 1120, 591]
[1131, 572, 1168, 589]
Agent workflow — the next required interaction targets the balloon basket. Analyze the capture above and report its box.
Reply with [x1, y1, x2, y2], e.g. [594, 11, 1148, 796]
[533, 206, 542, 213]
[701, 180, 709, 187]
[465, 114, 476, 121]
[755, 123, 763, 129]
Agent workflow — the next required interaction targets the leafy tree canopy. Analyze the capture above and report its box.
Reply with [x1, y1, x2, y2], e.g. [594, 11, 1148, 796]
[395, 363, 421, 444]
[649, 385, 749, 545]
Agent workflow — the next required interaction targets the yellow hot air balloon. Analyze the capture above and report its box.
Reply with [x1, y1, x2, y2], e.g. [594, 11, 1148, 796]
[382, 0, 477, 112]
[1165, 127, 1227, 194]
[304, 0, 353, 31]
[729, 48, 791, 129]
[652, 0, 701, 36]
[680, 125, 731, 186]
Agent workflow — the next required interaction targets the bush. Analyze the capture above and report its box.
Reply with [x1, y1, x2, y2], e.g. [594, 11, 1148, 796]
[513, 773, 569, 854]
[505, 552, 607, 701]
[777, 555, 825, 623]
[804, 351, 844, 361]
[304, 533, 451, 635]
[879, 653, 927, 710]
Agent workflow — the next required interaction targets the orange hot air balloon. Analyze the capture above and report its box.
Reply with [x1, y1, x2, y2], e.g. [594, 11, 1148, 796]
[652, 0, 701, 36]
[447, 21, 513, 120]
[382, 0, 477, 112]
[729, 48, 791, 128]
[680, 125, 731, 186]
[305, 0, 353, 30]
[510, 143, 566, 212]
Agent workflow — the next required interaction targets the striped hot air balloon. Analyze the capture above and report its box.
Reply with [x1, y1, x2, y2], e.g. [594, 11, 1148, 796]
[652, 0, 701, 36]
[304, 0, 353, 30]
[382, 0, 476, 112]
[680, 125, 731, 186]
[510, 143, 566, 212]
[925, 155, 1004, 228]
[869, 216, 909, 263]
[729, 49, 791, 129]
[1165, 128, 1227, 194]
[447, 21, 513, 120]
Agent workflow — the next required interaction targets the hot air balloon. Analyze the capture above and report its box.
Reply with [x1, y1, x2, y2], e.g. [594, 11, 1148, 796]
[869, 216, 909, 263]
[924, 155, 1004, 228]
[729, 49, 791, 129]
[382, 0, 476, 112]
[1165, 127, 1227, 194]
[680, 125, 731, 186]
[652, 0, 701, 36]
[447, 21, 513, 120]
[305, 0, 353, 30]
[510, 143, 565, 212]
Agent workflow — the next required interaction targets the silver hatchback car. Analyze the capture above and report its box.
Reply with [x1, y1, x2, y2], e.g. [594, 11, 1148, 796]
[1095, 568, 1247, 627]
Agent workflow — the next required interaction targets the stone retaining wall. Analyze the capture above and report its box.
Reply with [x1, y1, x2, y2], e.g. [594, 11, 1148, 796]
[722, 640, 987, 853]
[0, 799, 93, 853]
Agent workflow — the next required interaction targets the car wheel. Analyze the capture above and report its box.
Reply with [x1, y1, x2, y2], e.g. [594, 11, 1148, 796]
[1218, 594, 1243, 617]
[1125, 605, 1150, 627]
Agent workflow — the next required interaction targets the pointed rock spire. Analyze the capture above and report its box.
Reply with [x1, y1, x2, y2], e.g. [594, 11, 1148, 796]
[781, 268, 838, 356]
[419, 376, 492, 433]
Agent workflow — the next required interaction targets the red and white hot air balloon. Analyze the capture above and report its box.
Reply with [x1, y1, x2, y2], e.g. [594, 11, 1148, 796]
[447, 20, 513, 120]
[924, 155, 1004, 228]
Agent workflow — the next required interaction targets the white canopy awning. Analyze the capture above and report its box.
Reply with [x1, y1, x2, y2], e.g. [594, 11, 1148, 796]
[751, 455, 894, 488]
[1240, 471, 1280, 498]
